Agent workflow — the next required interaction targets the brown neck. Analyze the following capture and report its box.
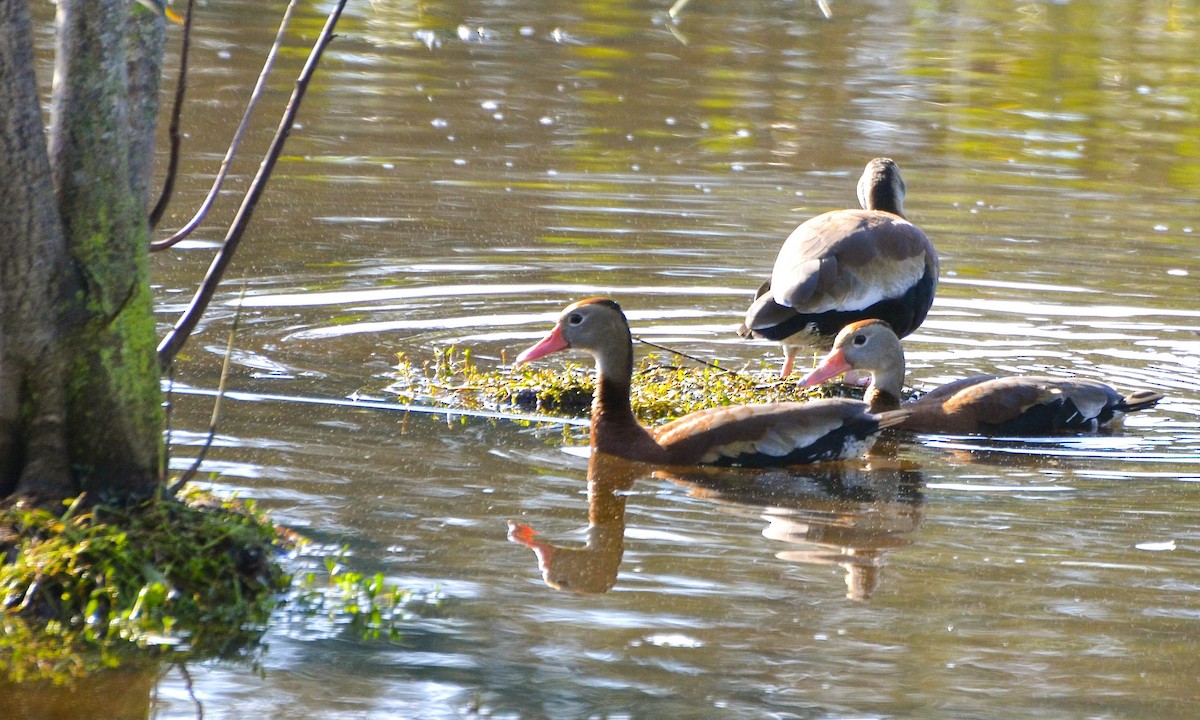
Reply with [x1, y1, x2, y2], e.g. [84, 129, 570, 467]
[865, 343, 906, 413]
[865, 385, 903, 413]
[589, 339, 660, 457]
[591, 373, 653, 455]
[594, 368, 635, 419]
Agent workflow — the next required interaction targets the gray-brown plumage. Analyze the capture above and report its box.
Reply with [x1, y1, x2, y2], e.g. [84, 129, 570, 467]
[798, 319, 1164, 435]
[741, 158, 938, 377]
[516, 298, 908, 466]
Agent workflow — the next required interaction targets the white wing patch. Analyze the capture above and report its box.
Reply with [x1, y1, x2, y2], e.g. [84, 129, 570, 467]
[1067, 389, 1108, 421]
[774, 254, 927, 314]
[699, 417, 843, 464]
[838, 434, 877, 460]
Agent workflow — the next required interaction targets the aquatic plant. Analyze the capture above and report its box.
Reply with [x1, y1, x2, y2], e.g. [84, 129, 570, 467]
[0, 489, 288, 683]
[0, 487, 434, 684]
[287, 549, 443, 642]
[384, 345, 858, 423]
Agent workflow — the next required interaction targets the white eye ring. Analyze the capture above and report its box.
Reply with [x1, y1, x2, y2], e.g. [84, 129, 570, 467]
[568, 313, 584, 325]
[853, 334, 867, 346]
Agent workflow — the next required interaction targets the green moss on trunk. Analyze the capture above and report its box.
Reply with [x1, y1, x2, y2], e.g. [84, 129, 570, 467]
[48, 0, 165, 497]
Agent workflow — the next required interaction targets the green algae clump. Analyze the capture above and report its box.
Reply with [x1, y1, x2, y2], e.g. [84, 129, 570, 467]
[384, 346, 860, 424]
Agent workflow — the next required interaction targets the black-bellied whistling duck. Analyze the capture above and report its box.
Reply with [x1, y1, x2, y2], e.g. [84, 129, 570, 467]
[798, 319, 1165, 435]
[515, 298, 909, 467]
[740, 158, 938, 377]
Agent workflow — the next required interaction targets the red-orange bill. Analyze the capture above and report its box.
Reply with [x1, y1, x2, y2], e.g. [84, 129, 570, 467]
[515, 325, 569, 364]
[797, 348, 851, 387]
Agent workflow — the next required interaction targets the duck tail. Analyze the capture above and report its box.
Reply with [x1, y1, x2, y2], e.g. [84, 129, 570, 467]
[1118, 390, 1164, 413]
[876, 408, 913, 430]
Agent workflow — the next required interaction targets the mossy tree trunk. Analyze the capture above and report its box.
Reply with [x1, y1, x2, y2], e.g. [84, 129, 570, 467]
[0, 0, 166, 500]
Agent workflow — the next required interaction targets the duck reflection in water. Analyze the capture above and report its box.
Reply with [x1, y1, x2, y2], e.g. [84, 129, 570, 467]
[508, 451, 639, 594]
[660, 458, 924, 602]
[508, 450, 924, 601]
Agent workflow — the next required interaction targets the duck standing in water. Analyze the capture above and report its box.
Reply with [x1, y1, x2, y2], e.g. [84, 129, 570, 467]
[515, 298, 909, 467]
[741, 158, 938, 377]
[798, 319, 1164, 435]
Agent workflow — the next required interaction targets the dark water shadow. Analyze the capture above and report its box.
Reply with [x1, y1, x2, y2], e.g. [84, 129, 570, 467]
[657, 457, 925, 602]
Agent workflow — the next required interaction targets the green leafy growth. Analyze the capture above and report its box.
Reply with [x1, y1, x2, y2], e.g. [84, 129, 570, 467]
[384, 346, 860, 424]
[288, 548, 442, 642]
[0, 488, 437, 684]
[0, 488, 289, 683]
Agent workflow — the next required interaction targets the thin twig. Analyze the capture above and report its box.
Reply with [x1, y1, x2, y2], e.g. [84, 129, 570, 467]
[149, 0, 300, 250]
[162, 363, 175, 484]
[148, 0, 196, 229]
[176, 663, 204, 720]
[157, 0, 349, 365]
[167, 286, 244, 496]
[668, 0, 692, 19]
[633, 336, 741, 376]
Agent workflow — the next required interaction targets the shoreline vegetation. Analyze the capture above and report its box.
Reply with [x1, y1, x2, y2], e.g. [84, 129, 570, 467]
[1, 489, 287, 683]
[0, 488, 425, 684]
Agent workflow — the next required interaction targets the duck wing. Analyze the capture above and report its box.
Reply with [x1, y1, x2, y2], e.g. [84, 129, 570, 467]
[770, 210, 935, 316]
[652, 398, 906, 467]
[908, 376, 1162, 435]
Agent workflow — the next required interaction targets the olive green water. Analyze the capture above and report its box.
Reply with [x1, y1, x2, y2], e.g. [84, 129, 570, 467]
[6, 1, 1200, 718]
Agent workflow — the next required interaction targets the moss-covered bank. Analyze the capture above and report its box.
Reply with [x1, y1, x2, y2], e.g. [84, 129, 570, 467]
[0, 489, 287, 682]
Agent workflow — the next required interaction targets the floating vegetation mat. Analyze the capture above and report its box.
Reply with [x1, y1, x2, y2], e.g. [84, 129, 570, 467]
[382, 346, 862, 425]
[284, 548, 444, 643]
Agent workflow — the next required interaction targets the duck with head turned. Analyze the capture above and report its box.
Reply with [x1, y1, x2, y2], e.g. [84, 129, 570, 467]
[516, 299, 910, 467]
[798, 319, 1164, 435]
[741, 158, 938, 377]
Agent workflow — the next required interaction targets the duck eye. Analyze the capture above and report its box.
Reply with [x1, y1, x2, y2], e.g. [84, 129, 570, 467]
[567, 313, 584, 325]
[852, 334, 867, 346]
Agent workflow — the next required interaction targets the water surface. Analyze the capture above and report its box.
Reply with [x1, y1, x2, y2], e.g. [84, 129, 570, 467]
[13, 0, 1200, 717]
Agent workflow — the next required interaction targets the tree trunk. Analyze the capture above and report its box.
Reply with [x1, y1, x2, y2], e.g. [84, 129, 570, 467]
[125, 10, 166, 208]
[0, 0, 76, 499]
[0, 0, 165, 500]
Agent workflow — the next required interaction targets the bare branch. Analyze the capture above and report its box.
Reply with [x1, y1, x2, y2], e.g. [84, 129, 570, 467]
[148, 0, 197, 229]
[157, 0, 349, 366]
[634, 336, 741, 376]
[167, 286, 244, 496]
[150, 0, 299, 249]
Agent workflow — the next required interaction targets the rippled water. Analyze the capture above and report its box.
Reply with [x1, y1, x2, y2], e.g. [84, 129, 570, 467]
[12, 0, 1200, 718]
